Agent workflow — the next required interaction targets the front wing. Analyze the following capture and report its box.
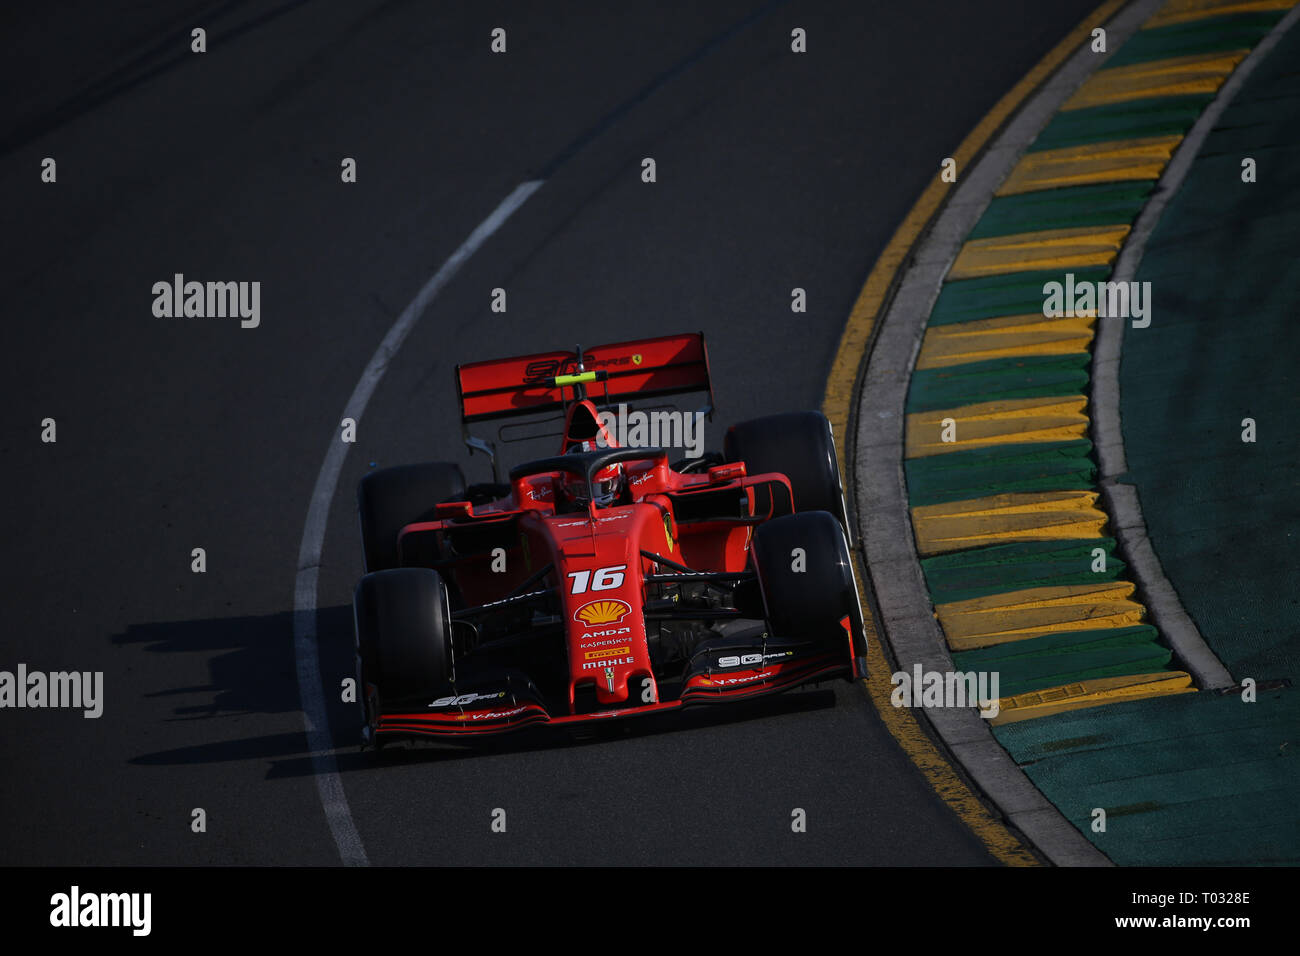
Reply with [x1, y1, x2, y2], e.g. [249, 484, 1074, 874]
[372, 649, 854, 740]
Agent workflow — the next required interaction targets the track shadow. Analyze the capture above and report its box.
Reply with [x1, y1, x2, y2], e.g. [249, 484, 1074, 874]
[117, 604, 355, 766]
[117, 602, 848, 775]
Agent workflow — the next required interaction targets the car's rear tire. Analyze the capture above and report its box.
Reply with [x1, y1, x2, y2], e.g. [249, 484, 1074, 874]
[358, 462, 466, 572]
[752, 511, 861, 650]
[724, 411, 851, 542]
[354, 568, 454, 718]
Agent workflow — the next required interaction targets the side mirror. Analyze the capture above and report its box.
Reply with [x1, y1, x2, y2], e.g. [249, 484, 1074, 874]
[707, 462, 746, 483]
[463, 434, 500, 483]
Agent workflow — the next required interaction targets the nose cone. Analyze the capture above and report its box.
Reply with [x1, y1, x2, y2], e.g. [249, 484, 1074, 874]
[571, 594, 640, 704]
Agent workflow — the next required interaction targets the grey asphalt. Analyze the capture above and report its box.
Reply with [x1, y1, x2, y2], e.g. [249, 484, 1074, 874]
[0, 0, 1096, 865]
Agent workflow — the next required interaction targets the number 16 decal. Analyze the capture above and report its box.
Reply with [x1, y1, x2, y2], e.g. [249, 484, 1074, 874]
[568, 564, 626, 593]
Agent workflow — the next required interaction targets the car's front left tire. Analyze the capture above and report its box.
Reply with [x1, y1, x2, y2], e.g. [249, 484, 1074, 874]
[353, 568, 454, 729]
[357, 462, 466, 572]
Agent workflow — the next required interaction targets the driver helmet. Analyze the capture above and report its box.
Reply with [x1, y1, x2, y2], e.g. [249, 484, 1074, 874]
[561, 441, 626, 508]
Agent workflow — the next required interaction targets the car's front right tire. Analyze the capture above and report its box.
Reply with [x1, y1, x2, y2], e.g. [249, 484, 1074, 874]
[751, 511, 860, 650]
[724, 410, 852, 543]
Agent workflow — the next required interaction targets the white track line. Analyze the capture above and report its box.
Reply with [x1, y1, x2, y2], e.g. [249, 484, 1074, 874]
[292, 180, 544, 866]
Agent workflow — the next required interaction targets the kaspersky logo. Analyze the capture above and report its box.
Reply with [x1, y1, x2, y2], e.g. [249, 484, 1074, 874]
[574, 599, 631, 626]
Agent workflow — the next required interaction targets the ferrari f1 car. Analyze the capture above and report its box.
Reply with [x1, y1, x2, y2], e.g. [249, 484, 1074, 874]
[352, 331, 867, 743]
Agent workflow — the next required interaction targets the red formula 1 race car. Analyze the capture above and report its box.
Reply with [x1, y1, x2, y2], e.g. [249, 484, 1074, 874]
[351, 332, 867, 744]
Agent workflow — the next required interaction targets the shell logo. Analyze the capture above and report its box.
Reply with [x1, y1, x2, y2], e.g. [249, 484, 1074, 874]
[574, 599, 631, 626]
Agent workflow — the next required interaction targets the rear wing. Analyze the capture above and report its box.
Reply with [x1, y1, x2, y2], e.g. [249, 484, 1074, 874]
[454, 332, 714, 480]
[456, 332, 713, 424]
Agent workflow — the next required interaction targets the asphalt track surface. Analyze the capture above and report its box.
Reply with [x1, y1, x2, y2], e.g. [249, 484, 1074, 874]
[1, 0, 1097, 865]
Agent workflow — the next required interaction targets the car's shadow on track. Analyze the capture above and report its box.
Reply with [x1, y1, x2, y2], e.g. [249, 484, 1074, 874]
[114, 608, 308, 720]
[117, 605, 848, 777]
[118, 605, 354, 770]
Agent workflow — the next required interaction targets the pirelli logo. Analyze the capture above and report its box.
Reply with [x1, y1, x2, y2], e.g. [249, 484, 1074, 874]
[583, 645, 631, 661]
